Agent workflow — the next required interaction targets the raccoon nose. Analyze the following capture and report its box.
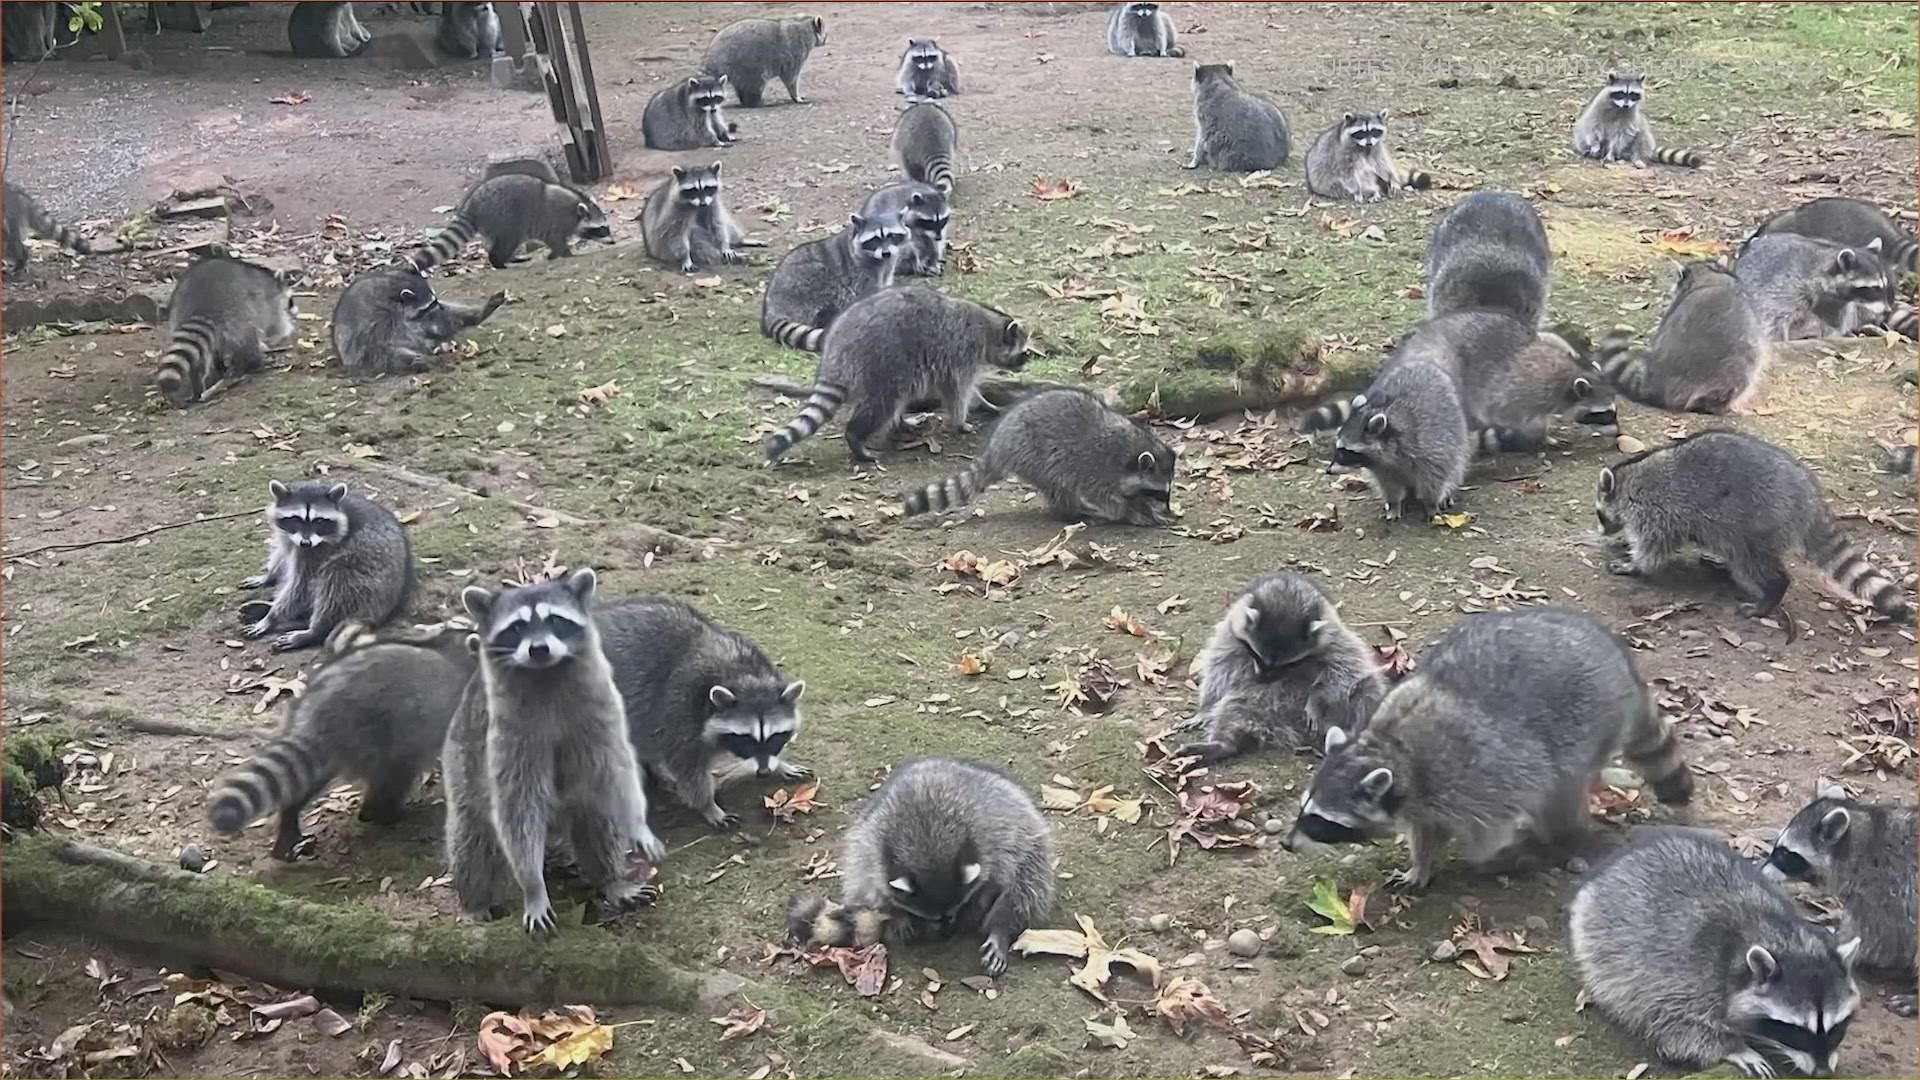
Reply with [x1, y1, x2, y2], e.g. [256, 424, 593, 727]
[526, 641, 551, 662]
[756, 763, 773, 778]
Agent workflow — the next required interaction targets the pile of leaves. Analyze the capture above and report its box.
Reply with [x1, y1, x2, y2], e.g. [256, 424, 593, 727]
[476, 1007, 615, 1076]
[769, 941, 889, 997]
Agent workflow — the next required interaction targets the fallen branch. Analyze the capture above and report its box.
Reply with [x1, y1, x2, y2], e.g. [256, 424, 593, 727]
[112, 717, 243, 741]
[5, 509, 257, 561]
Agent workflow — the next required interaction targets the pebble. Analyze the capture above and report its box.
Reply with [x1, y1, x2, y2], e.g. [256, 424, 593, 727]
[1524, 915, 1549, 933]
[1752, 671, 1775, 683]
[1430, 940, 1459, 962]
[1566, 856, 1590, 874]
[1225, 929, 1262, 958]
[178, 844, 207, 872]
[1148, 913, 1172, 933]
[1340, 955, 1369, 977]
[1262, 817, 1285, 835]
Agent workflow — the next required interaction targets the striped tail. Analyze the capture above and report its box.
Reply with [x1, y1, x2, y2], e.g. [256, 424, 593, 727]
[902, 458, 1002, 516]
[1298, 392, 1362, 434]
[764, 319, 827, 352]
[1886, 444, 1917, 477]
[1886, 301, 1917, 340]
[1398, 167, 1433, 191]
[405, 212, 478, 273]
[323, 620, 379, 658]
[923, 156, 954, 196]
[154, 314, 222, 407]
[763, 384, 847, 463]
[1807, 515, 1913, 621]
[1891, 234, 1919, 274]
[1620, 699, 1693, 804]
[1651, 147, 1702, 169]
[1595, 326, 1655, 404]
[25, 202, 95, 254]
[206, 735, 330, 834]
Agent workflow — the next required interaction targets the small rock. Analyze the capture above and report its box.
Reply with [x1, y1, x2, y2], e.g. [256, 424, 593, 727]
[1340, 955, 1369, 977]
[1148, 913, 1172, 933]
[1566, 856, 1591, 874]
[1263, 817, 1285, 835]
[1616, 434, 1648, 454]
[1430, 940, 1459, 962]
[1751, 671, 1775, 683]
[1524, 915, 1549, 933]
[1225, 929, 1262, 958]
[178, 845, 207, 872]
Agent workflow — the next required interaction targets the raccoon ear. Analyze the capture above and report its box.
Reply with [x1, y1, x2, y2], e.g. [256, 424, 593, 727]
[1816, 779, 1846, 801]
[708, 685, 737, 709]
[565, 567, 598, 604]
[1342, 112, 1354, 125]
[849, 213, 866, 229]
[781, 680, 806, 704]
[1306, 618, 1327, 636]
[1867, 236, 1884, 254]
[461, 586, 495, 620]
[1816, 806, 1852, 845]
[711, 161, 723, 176]
[1364, 412, 1388, 436]
[1605, 71, 1617, 83]
[1378, 108, 1389, 122]
[670, 166, 686, 182]
[268, 479, 289, 499]
[1598, 467, 1617, 497]
[1573, 376, 1592, 397]
[811, 16, 823, 34]
[1002, 319, 1025, 346]
[1136, 450, 1157, 473]
[1834, 248, 1859, 273]
[715, 73, 728, 87]
[1322, 725, 1348, 754]
[1744, 944, 1779, 984]
[1351, 393, 1368, 408]
[887, 876, 913, 894]
[464, 633, 482, 656]
[1359, 766, 1394, 800]
[1836, 936, 1861, 968]
[326, 483, 348, 502]
[959, 862, 983, 885]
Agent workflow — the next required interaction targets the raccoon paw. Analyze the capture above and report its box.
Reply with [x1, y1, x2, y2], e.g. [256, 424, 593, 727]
[270, 628, 319, 652]
[1724, 1048, 1775, 1079]
[271, 834, 317, 862]
[1382, 867, 1430, 893]
[241, 574, 271, 590]
[705, 809, 742, 831]
[778, 761, 814, 780]
[243, 617, 276, 640]
[1606, 556, 1639, 576]
[522, 903, 558, 936]
[634, 827, 668, 864]
[978, 936, 1009, 976]
[603, 879, 660, 910]
[1887, 993, 1918, 1018]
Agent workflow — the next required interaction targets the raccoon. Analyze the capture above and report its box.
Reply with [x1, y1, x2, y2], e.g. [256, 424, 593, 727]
[1598, 430, 1912, 622]
[1748, 197, 1919, 274]
[902, 387, 1174, 525]
[331, 267, 506, 374]
[1425, 190, 1552, 328]
[2, 181, 97, 280]
[763, 286, 1029, 465]
[1304, 111, 1431, 203]
[596, 597, 810, 829]
[702, 15, 824, 107]
[1889, 302, 1919, 341]
[1571, 72, 1703, 168]
[1397, 310, 1617, 452]
[1887, 444, 1918, 478]
[482, 158, 561, 185]
[892, 101, 958, 197]
[443, 570, 665, 933]
[1106, 2, 1182, 57]
[207, 626, 475, 860]
[287, 1, 370, 58]
[1733, 233, 1894, 341]
[1, 2, 60, 61]
[404, 173, 611, 273]
[640, 162, 763, 273]
[1285, 607, 1691, 889]
[435, 1, 498, 59]
[786, 895, 891, 949]
[642, 73, 736, 151]
[1571, 826, 1862, 1078]
[1597, 262, 1771, 414]
[1300, 357, 1470, 522]
[840, 757, 1055, 975]
[895, 39, 959, 99]
[759, 213, 907, 352]
[1186, 63, 1291, 172]
[239, 480, 415, 652]
[858, 182, 949, 277]
[154, 255, 298, 407]
[1174, 573, 1387, 764]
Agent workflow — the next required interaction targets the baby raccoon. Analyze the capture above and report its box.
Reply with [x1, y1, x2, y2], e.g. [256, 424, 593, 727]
[641, 162, 763, 273]
[154, 255, 298, 407]
[1107, 1, 1182, 57]
[1734, 232, 1894, 340]
[902, 388, 1175, 526]
[3, 181, 98, 280]
[840, 757, 1055, 975]
[331, 267, 505, 374]
[404, 173, 611, 273]
[858, 182, 949, 277]
[288, 1, 369, 58]
[786, 895, 890, 949]
[1765, 782, 1918, 1014]
[642, 72, 736, 150]
[1597, 262, 1770, 414]
[892, 101, 958, 196]
[1572, 827, 1861, 1078]
[1304, 111, 1430, 203]
[596, 597, 810, 830]
[1425, 190, 1552, 328]
[207, 626, 475, 860]
[760, 213, 907, 352]
[1597, 429, 1912, 623]
[239, 480, 415, 652]
[1186, 63, 1291, 171]
[1571, 72, 1703, 167]
[435, 2, 498, 58]
[1300, 357, 1470, 522]
[1287, 608, 1691, 889]
[895, 39, 959, 98]
[764, 286, 1029, 465]
[702, 15, 824, 107]
[1175, 573, 1386, 764]
[1749, 197, 1918, 274]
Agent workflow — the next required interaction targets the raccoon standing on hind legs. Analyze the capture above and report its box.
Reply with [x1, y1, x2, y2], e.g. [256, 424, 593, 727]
[1304, 111, 1431, 203]
[1572, 72, 1704, 167]
[1186, 63, 1291, 172]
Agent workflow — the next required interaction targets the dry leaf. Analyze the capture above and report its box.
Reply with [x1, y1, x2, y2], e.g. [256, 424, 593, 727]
[1084, 1014, 1135, 1049]
[957, 652, 987, 676]
[710, 1008, 767, 1041]
[1649, 228, 1730, 259]
[577, 381, 620, 406]
[1040, 785, 1083, 812]
[1103, 606, 1150, 637]
[765, 782, 821, 822]
[1015, 915, 1160, 1002]
[269, 91, 311, 105]
[1029, 177, 1081, 201]
[1154, 976, 1235, 1035]
[528, 1023, 612, 1070]
[477, 1012, 532, 1076]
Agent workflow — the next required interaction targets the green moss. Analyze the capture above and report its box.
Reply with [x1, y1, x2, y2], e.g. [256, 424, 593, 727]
[1002, 1042, 1075, 1077]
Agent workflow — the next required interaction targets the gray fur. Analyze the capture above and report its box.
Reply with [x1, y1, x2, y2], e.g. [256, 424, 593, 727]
[1394, 310, 1616, 452]
[858, 181, 949, 277]
[155, 255, 298, 407]
[1597, 429, 1913, 621]
[1597, 261, 1770, 414]
[895, 39, 959, 98]
[3, 181, 96, 280]
[288, 1, 370, 58]
[892, 101, 958, 196]
[1303, 354, 1470, 522]
[207, 627, 475, 859]
[435, 1, 498, 59]
[1748, 197, 1919, 274]
[702, 15, 824, 107]
[764, 286, 1029, 464]
[1425, 190, 1552, 327]
[240, 480, 415, 652]
[1287, 608, 1692, 889]
[331, 267, 505, 374]
[642, 73, 736, 151]
[1733, 232, 1894, 341]
[641, 162, 762, 273]
[596, 597, 809, 829]
[1175, 573, 1386, 763]
[1888, 444, 1918, 478]
[1571, 72, 1702, 167]
[902, 387, 1173, 525]
[1, 3, 60, 62]
[482, 159, 560, 185]
[840, 757, 1055, 975]
[1186, 63, 1290, 172]
[404, 173, 611, 273]
[443, 570, 665, 933]
[1304, 111, 1428, 203]
[1766, 783, 1919, 991]
[1572, 827, 1861, 1077]
[760, 213, 907, 352]
[1106, 2, 1181, 57]
[786, 895, 890, 948]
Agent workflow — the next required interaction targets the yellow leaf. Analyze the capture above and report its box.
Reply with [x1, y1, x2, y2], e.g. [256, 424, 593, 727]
[529, 1023, 613, 1069]
[1431, 512, 1471, 529]
[1040, 785, 1082, 812]
[1649, 229, 1729, 259]
[343, 443, 381, 459]
[957, 652, 986, 676]
[1012, 927, 1091, 959]
[692, 276, 724, 288]
[1084, 1014, 1134, 1049]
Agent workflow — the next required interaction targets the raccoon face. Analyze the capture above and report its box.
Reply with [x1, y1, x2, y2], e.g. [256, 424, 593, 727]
[883, 849, 987, 928]
[1763, 783, 1852, 885]
[848, 213, 907, 266]
[1570, 370, 1619, 432]
[1728, 939, 1860, 1080]
[996, 317, 1032, 371]
[1826, 243, 1892, 333]
[267, 480, 352, 550]
[1604, 73, 1644, 110]
[906, 39, 941, 70]
[704, 679, 805, 777]
[1341, 111, 1386, 149]
[388, 270, 438, 314]
[1120, 444, 1176, 523]
[671, 163, 722, 208]
[905, 192, 950, 246]
[1129, 2, 1158, 17]
[1228, 598, 1327, 676]
[1286, 726, 1401, 852]
[1328, 407, 1390, 475]
[571, 193, 613, 243]
[688, 74, 728, 113]
[463, 568, 597, 670]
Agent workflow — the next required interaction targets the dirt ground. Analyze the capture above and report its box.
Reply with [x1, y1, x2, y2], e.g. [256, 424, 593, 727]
[3, 2, 1917, 1078]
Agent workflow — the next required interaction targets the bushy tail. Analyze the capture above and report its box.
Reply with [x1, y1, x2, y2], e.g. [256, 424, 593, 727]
[404, 212, 478, 273]
[1807, 516, 1913, 621]
[1891, 234, 1919, 274]
[1595, 326, 1657, 405]
[764, 318, 827, 352]
[1886, 301, 1917, 341]
[763, 384, 846, 463]
[24, 201, 94, 254]
[923, 155, 954, 196]
[1886, 444, 1917, 477]
[1620, 697, 1693, 804]
[323, 620, 379, 658]
[154, 315, 222, 407]
[1651, 147, 1702, 168]
[1398, 167, 1433, 191]
[206, 735, 330, 834]
[903, 454, 1003, 516]
[1298, 393, 1361, 434]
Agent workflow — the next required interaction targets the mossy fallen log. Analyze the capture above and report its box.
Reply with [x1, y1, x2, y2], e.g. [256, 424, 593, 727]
[1113, 326, 1376, 419]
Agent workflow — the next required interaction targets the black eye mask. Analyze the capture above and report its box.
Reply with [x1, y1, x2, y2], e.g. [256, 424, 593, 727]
[1291, 811, 1371, 846]
[1331, 446, 1369, 468]
[1765, 845, 1813, 882]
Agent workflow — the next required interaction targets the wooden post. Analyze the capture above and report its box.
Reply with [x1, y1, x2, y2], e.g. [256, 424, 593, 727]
[516, 2, 609, 185]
